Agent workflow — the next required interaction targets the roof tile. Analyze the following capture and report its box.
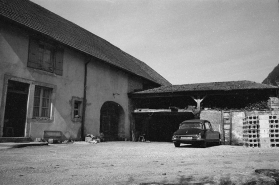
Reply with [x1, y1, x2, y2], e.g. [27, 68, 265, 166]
[0, 0, 171, 86]
[134, 80, 278, 94]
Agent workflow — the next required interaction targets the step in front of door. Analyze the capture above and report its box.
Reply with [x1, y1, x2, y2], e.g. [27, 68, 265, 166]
[0, 137, 32, 143]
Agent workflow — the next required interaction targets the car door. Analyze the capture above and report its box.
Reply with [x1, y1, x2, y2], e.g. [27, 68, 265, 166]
[204, 121, 216, 141]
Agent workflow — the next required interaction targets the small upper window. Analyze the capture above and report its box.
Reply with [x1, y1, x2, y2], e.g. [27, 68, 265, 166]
[74, 101, 82, 118]
[28, 38, 63, 75]
[71, 97, 83, 122]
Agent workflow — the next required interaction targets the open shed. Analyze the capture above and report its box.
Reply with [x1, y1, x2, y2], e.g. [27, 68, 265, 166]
[132, 109, 194, 142]
[129, 80, 278, 143]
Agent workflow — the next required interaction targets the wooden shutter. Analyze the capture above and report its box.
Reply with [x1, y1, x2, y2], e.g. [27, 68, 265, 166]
[41, 47, 54, 73]
[54, 49, 64, 76]
[28, 39, 41, 69]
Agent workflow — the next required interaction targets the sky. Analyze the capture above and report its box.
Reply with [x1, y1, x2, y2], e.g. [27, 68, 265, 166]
[30, 0, 279, 85]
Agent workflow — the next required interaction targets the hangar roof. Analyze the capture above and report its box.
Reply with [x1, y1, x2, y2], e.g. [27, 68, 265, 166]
[131, 80, 278, 97]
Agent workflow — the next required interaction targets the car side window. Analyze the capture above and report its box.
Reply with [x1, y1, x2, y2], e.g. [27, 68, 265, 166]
[204, 122, 212, 131]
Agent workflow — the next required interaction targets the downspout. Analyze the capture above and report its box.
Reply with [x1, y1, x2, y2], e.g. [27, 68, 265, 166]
[81, 59, 90, 140]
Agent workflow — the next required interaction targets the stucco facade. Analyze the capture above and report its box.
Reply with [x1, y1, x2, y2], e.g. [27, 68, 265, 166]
[0, 21, 149, 141]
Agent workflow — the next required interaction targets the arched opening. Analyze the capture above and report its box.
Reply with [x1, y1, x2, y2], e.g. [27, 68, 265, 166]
[100, 101, 124, 141]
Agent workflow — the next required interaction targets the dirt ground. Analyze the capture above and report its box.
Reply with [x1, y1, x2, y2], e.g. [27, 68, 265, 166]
[0, 142, 279, 185]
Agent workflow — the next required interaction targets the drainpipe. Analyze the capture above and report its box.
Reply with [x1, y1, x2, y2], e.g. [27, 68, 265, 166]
[81, 59, 90, 140]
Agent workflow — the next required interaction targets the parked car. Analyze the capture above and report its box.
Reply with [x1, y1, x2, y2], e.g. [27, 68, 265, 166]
[172, 119, 221, 147]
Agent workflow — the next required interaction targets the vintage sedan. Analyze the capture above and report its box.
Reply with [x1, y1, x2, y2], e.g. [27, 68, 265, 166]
[172, 119, 221, 147]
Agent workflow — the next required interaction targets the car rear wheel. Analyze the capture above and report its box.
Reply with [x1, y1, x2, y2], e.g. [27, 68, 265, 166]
[201, 141, 207, 148]
[216, 139, 221, 145]
[216, 135, 221, 145]
[174, 142, 180, 147]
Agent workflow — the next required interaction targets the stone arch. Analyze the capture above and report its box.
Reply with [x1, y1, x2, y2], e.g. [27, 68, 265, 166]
[100, 101, 125, 141]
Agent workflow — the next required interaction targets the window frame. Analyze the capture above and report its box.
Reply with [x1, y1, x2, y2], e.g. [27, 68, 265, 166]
[71, 97, 83, 122]
[30, 81, 56, 123]
[33, 86, 53, 120]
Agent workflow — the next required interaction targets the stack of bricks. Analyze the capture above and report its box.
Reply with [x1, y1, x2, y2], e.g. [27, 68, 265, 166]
[243, 116, 260, 148]
[243, 115, 279, 148]
[268, 115, 279, 147]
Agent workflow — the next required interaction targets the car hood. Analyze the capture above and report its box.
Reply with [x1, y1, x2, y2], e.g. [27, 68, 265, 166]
[174, 128, 203, 135]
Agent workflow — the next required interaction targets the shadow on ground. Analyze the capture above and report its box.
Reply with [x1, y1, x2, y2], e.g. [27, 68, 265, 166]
[178, 144, 218, 149]
[139, 169, 279, 185]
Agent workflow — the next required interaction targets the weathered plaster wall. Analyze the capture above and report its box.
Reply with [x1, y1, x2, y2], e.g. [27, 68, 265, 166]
[0, 23, 144, 140]
[0, 24, 85, 139]
[27, 47, 85, 140]
[0, 24, 29, 83]
[231, 111, 245, 144]
[86, 60, 130, 139]
[0, 24, 30, 136]
[200, 110, 222, 133]
[127, 76, 143, 141]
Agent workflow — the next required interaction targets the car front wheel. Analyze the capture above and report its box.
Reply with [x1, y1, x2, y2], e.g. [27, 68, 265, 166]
[174, 142, 180, 147]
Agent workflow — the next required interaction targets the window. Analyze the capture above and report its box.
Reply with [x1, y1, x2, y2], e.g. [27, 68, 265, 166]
[74, 101, 82, 118]
[204, 122, 212, 131]
[179, 123, 202, 129]
[33, 86, 52, 119]
[38, 43, 54, 72]
[28, 38, 63, 75]
[71, 97, 83, 122]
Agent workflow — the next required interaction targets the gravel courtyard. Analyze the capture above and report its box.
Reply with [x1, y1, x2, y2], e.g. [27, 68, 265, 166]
[0, 142, 279, 185]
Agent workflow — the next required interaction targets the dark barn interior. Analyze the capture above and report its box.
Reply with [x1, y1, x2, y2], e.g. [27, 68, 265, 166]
[134, 112, 194, 142]
[133, 90, 273, 111]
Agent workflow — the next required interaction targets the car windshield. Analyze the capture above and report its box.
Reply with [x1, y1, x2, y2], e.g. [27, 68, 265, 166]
[179, 123, 203, 129]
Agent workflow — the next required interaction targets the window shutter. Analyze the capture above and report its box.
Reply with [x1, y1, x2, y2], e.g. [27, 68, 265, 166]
[54, 49, 64, 76]
[28, 39, 41, 69]
[41, 48, 54, 73]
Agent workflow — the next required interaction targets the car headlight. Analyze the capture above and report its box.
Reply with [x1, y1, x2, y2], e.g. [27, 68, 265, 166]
[172, 135, 178, 139]
[196, 133, 202, 139]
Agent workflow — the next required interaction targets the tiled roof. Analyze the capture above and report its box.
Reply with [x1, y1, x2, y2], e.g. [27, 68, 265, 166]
[0, 0, 171, 86]
[133, 80, 278, 94]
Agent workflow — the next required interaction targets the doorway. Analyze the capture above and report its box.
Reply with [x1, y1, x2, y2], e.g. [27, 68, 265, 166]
[3, 80, 29, 137]
[100, 101, 124, 141]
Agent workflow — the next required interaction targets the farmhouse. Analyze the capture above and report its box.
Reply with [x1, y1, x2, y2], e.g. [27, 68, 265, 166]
[0, 0, 278, 145]
[0, 0, 170, 141]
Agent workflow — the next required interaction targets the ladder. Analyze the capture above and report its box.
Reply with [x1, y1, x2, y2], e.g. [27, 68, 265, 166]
[222, 111, 232, 145]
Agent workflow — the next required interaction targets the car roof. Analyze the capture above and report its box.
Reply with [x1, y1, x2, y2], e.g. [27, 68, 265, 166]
[180, 119, 209, 124]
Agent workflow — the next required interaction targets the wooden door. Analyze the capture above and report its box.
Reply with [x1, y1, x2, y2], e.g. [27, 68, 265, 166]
[100, 103, 119, 141]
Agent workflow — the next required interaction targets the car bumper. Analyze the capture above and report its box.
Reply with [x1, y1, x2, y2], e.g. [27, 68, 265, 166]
[172, 137, 205, 144]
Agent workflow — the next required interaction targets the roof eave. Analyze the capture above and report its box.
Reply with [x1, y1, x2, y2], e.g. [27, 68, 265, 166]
[129, 88, 278, 98]
[0, 15, 164, 86]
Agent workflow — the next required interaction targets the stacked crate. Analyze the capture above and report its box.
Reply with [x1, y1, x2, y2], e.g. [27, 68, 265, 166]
[243, 115, 279, 148]
[243, 116, 260, 147]
[269, 115, 279, 147]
